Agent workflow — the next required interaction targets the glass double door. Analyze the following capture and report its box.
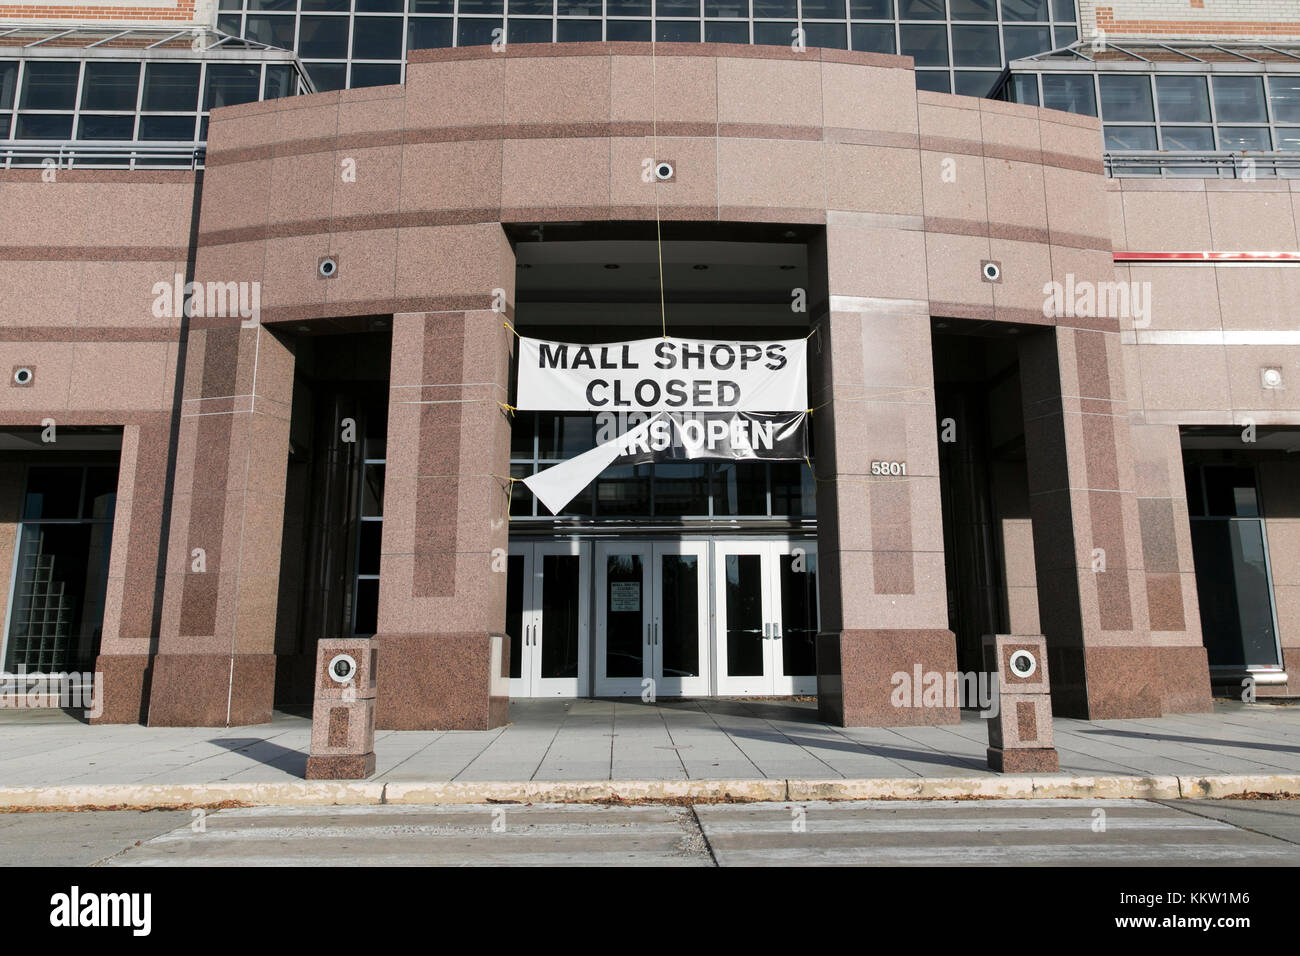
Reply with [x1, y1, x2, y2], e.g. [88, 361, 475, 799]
[594, 541, 711, 697]
[714, 541, 819, 695]
[506, 541, 589, 697]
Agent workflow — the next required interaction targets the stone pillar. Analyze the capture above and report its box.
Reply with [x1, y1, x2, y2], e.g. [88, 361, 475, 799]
[811, 222, 959, 727]
[91, 422, 172, 723]
[147, 324, 295, 726]
[373, 224, 514, 731]
[1130, 422, 1212, 713]
[1019, 326, 1160, 719]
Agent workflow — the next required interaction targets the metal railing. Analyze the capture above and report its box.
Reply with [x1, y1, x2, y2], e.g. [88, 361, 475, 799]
[1104, 151, 1300, 179]
[0, 141, 206, 170]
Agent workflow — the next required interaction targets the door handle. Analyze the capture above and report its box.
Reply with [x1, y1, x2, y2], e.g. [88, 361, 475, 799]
[763, 623, 770, 639]
[773, 622, 781, 639]
[656, 619, 660, 646]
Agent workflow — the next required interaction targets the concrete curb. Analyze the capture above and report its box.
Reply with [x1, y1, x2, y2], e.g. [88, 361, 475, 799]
[0, 773, 1296, 810]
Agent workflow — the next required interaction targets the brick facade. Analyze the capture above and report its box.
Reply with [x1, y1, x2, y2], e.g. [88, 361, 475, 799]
[1080, 1, 1300, 41]
[0, 0, 209, 26]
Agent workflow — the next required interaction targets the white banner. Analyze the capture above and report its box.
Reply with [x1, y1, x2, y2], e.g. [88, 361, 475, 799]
[516, 335, 807, 412]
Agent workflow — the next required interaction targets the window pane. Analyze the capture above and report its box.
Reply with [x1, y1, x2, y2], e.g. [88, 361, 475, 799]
[1213, 75, 1266, 124]
[753, 0, 795, 15]
[461, 0, 505, 10]
[411, 0, 454, 10]
[900, 23, 947, 66]
[139, 115, 197, 140]
[16, 114, 73, 139]
[771, 462, 814, 516]
[264, 64, 296, 99]
[1103, 125, 1154, 150]
[712, 462, 766, 515]
[705, 20, 749, 42]
[1161, 126, 1214, 151]
[753, 21, 795, 45]
[658, 0, 698, 13]
[558, 18, 602, 39]
[351, 63, 402, 87]
[143, 63, 201, 111]
[1099, 74, 1152, 122]
[1156, 75, 1209, 124]
[951, 24, 1000, 66]
[1041, 73, 1094, 115]
[81, 63, 140, 112]
[305, 63, 346, 91]
[849, 0, 892, 15]
[357, 0, 403, 9]
[205, 64, 261, 110]
[658, 20, 699, 41]
[354, 578, 378, 635]
[597, 465, 650, 516]
[1053, 24, 1076, 47]
[609, 20, 652, 39]
[1001, 0, 1049, 20]
[1052, 0, 1075, 18]
[0, 61, 16, 110]
[852, 23, 895, 54]
[653, 464, 709, 516]
[954, 71, 997, 96]
[559, 0, 602, 13]
[540, 415, 595, 459]
[299, 15, 350, 57]
[802, 0, 845, 16]
[245, 14, 296, 47]
[950, 0, 995, 19]
[1268, 76, 1300, 125]
[252, 0, 298, 8]
[357, 521, 382, 575]
[898, 0, 943, 17]
[914, 70, 950, 93]
[705, 0, 747, 14]
[510, 18, 553, 42]
[1218, 126, 1270, 151]
[77, 115, 135, 140]
[1276, 130, 1300, 151]
[20, 61, 79, 111]
[1009, 72, 1037, 105]
[458, 18, 504, 45]
[511, 0, 554, 12]
[1002, 24, 1050, 61]
[409, 17, 454, 49]
[353, 16, 405, 58]
[804, 22, 847, 49]
[218, 13, 244, 33]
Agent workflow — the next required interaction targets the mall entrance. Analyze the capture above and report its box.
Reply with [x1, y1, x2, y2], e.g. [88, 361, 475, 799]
[506, 535, 819, 699]
[505, 221, 820, 699]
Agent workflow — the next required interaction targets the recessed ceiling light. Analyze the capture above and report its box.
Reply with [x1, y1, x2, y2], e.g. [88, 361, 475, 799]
[779, 265, 796, 271]
[604, 264, 620, 270]
[297, 325, 312, 333]
[692, 264, 708, 271]
[517, 263, 532, 269]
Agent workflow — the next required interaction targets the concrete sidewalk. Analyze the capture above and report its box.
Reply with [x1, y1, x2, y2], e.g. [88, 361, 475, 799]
[0, 698, 1297, 807]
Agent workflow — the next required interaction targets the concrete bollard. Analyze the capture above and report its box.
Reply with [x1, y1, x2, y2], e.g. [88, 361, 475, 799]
[305, 638, 377, 780]
[983, 634, 1059, 774]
